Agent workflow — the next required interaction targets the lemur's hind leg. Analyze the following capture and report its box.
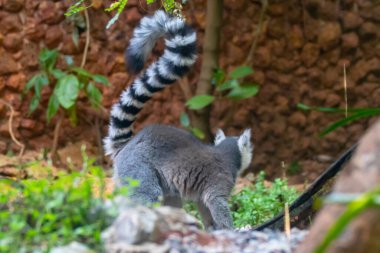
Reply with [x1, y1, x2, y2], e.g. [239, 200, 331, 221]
[197, 201, 215, 231]
[205, 196, 234, 230]
[163, 195, 183, 208]
[116, 163, 163, 205]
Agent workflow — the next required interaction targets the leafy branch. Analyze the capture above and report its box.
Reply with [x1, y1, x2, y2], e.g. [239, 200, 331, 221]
[65, 0, 183, 29]
[297, 103, 380, 136]
[182, 66, 259, 139]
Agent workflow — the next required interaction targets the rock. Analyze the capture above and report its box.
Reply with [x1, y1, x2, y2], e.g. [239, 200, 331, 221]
[254, 47, 271, 68]
[301, 43, 320, 67]
[289, 112, 307, 127]
[359, 22, 379, 41]
[288, 25, 304, 49]
[267, 2, 286, 16]
[350, 58, 380, 83]
[268, 18, 288, 39]
[342, 11, 363, 30]
[21, 42, 39, 70]
[50, 241, 95, 253]
[296, 119, 380, 253]
[38, 1, 64, 25]
[0, 52, 21, 75]
[0, 14, 22, 33]
[44, 25, 63, 48]
[317, 22, 341, 50]
[25, 18, 46, 42]
[342, 32, 359, 50]
[102, 206, 200, 247]
[226, 42, 244, 65]
[2, 33, 23, 52]
[6, 73, 25, 91]
[3, 0, 25, 12]
[125, 7, 142, 25]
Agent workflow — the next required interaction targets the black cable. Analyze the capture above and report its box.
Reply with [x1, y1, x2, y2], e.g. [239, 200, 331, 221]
[254, 143, 358, 231]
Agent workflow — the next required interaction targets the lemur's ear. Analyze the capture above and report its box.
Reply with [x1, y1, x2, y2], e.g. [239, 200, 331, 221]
[214, 129, 226, 145]
[238, 129, 253, 153]
[238, 129, 253, 174]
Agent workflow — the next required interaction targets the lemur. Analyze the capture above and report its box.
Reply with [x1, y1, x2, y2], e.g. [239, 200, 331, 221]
[104, 11, 253, 230]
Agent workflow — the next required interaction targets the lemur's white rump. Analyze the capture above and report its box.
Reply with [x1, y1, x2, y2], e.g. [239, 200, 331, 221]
[104, 11, 197, 156]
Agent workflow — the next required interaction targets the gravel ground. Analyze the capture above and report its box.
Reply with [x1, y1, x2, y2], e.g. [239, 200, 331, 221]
[164, 228, 308, 253]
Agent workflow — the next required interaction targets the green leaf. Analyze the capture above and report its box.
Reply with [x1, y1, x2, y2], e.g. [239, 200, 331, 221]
[212, 68, 225, 86]
[39, 49, 58, 70]
[64, 56, 74, 66]
[67, 106, 77, 126]
[227, 85, 259, 100]
[33, 73, 49, 98]
[24, 75, 39, 92]
[29, 95, 40, 113]
[180, 112, 190, 127]
[218, 79, 239, 91]
[72, 27, 79, 47]
[320, 111, 380, 137]
[315, 189, 380, 253]
[72, 67, 92, 78]
[86, 83, 102, 108]
[186, 95, 215, 110]
[92, 74, 109, 86]
[106, 13, 120, 29]
[297, 103, 380, 114]
[229, 66, 254, 79]
[105, 2, 120, 12]
[51, 69, 66, 79]
[55, 75, 80, 109]
[191, 127, 205, 139]
[47, 94, 60, 123]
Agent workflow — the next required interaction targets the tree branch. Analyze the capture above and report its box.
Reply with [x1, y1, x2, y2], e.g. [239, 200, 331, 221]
[192, 0, 223, 142]
[0, 99, 25, 157]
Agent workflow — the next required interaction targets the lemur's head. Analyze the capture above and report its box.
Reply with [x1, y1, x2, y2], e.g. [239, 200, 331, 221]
[214, 129, 253, 176]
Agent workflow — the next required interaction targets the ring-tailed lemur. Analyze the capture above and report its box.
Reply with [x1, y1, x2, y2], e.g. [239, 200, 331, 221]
[104, 11, 253, 230]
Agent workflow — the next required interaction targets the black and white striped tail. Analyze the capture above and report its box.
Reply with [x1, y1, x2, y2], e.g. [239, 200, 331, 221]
[104, 10, 197, 156]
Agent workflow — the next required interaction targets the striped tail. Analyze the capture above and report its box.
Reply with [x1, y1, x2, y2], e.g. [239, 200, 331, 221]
[104, 10, 197, 156]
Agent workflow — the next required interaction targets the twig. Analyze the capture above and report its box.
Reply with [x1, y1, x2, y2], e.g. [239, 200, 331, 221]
[95, 118, 104, 165]
[0, 99, 25, 157]
[343, 64, 348, 118]
[284, 202, 291, 238]
[245, 0, 268, 65]
[50, 114, 63, 165]
[178, 76, 193, 101]
[80, 6, 90, 68]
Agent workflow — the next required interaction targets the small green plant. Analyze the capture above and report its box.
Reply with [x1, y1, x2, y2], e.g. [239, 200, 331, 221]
[0, 147, 135, 253]
[288, 161, 302, 176]
[297, 103, 380, 136]
[66, 0, 182, 29]
[315, 188, 380, 253]
[230, 171, 298, 227]
[181, 66, 259, 139]
[183, 172, 298, 228]
[23, 48, 109, 124]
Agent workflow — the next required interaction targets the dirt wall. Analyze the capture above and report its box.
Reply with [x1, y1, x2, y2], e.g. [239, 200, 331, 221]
[1, 0, 379, 180]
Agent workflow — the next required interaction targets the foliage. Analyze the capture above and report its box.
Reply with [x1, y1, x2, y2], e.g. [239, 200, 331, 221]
[287, 161, 302, 176]
[66, 0, 183, 29]
[297, 103, 380, 136]
[315, 188, 380, 253]
[23, 49, 109, 124]
[182, 66, 259, 138]
[230, 171, 298, 227]
[179, 112, 205, 139]
[0, 147, 135, 253]
[183, 172, 298, 228]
